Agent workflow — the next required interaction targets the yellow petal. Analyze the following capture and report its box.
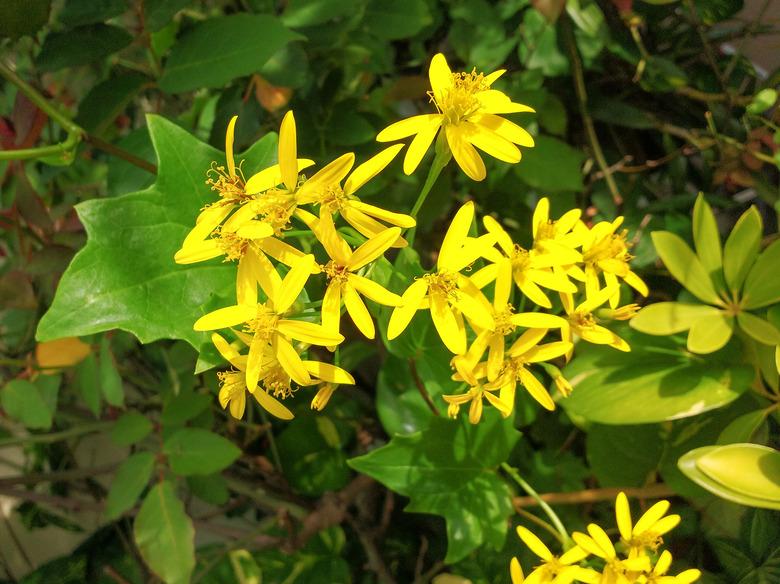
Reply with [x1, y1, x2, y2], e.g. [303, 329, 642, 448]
[175, 238, 222, 265]
[221, 203, 257, 233]
[252, 388, 294, 420]
[653, 550, 673, 576]
[279, 110, 298, 192]
[445, 124, 486, 181]
[482, 215, 514, 256]
[510, 313, 566, 329]
[248, 245, 283, 302]
[464, 121, 521, 163]
[517, 367, 554, 410]
[651, 514, 681, 536]
[194, 304, 255, 331]
[633, 500, 670, 536]
[349, 274, 401, 306]
[468, 395, 483, 423]
[236, 254, 257, 305]
[348, 227, 401, 271]
[186, 204, 233, 242]
[245, 335, 266, 392]
[376, 114, 442, 142]
[430, 294, 467, 354]
[274, 254, 315, 313]
[244, 160, 315, 194]
[225, 115, 238, 178]
[615, 492, 633, 542]
[483, 69, 506, 86]
[344, 284, 375, 338]
[341, 206, 408, 248]
[303, 209, 351, 265]
[571, 532, 604, 559]
[211, 333, 244, 369]
[429, 53, 453, 105]
[347, 201, 416, 228]
[236, 220, 274, 240]
[258, 237, 315, 271]
[487, 335, 504, 381]
[228, 391, 246, 419]
[298, 152, 355, 199]
[508, 328, 548, 355]
[278, 319, 344, 346]
[516, 526, 553, 561]
[510, 557, 524, 584]
[438, 201, 475, 270]
[388, 279, 429, 339]
[321, 283, 342, 336]
[517, 275, 552, 308]
[586, 523, 616, 558]
[493, 258, 512, 309]
[470, 263, 499, 289]
[559, 546, 589, 565]
[472, 113, 534, 147]
[484, 389, 512, 417]
[274, 335, 312, 385]
[403, 116, 442, 175]
[476, 90, 535, 115]
[36, 337, 91, 369]
[454, 278, 495, 331]
[344, 144, 403, 195]
[303, 361, 355, 385]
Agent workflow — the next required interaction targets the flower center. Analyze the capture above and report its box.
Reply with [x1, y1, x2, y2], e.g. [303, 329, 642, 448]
[246, 305, 280, 340]
[628, 532, 663, 552]
[429, 69, 488, 126]
[213, 229, 249, 262]
[511, 245, 531, 271]
[494, 307, 516, 336]
[323, 260, 350, 283]
[568, 310, 596, 331]
[320, 184, 348, 214]
[206, 162, 248, 204]
[255, 189, 296, 235]
[584, 229, 631, 265]
[424, 272, 458, 300]
[217, 371, 245, 399]
[535, 220, 557, 244]
[262, 366, 294, 399]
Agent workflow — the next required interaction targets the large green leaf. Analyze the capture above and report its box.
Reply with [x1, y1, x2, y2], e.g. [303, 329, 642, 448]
[561, 326, 752, 424]
[651, 231, 721, 305]
[134, 481, 195, 584]
[163, 428, 241, 476]
[105, 452, 155, 519]
[1, 378, 54, 430]
[36, 24, 133, 71]
[36, 116, 276, 358]
[630, 302, 721, 335]
[363, 0, 433, 40]
[158, 14, 303, 93]
[349, 413, 519, 563]
[586, 424, 664, 486]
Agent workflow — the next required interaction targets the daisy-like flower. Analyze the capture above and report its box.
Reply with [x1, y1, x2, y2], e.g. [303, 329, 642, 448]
[484, 329, 572, 411]
[473, 215, 578, 309]
[615, 493, 681, 557]
[510, 526, 591, 584]
[295, 145, 416, 247]
[572, 524, 651, 584]
[193, 254, 343, 391]
[577, 217, 649, 308]
[638, 551, 701, 584]
[531, 197, 585, 259]
[377, 53, 535, 181]
[560, 288, 631, 360]
[298, 209, 401, 339]
[443, 376, 512, 424]
[387, 201, 496, 355]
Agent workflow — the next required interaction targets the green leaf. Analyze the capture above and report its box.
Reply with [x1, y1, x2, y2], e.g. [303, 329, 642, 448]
[187, 473, 229, 505]
[144, 0, 189, 32]
[686, 312, 733, 353]
[163, 428, 241, 476]
[37, 116, 276, 353]
[0, 0, 51, 40]
[679, 444, 780, 509]
[737, 311, 780, 345]
[692, 194, 723, 281]
[111, 411, 153, 446]
[158, 14, 303, 93]
[630, 302, 722, 335]
[723, 206, 762, 295]
[742, 239, 780, 309]
[134, 481, 195, 584]
[586, 424, 663, 487]
[1, 379, 53, 430]
[694, 0, 744, 24]
[160, 392, 211, 426]
[36, 25, 133, 72]
[515, 135, 584, 192]
[747, 88, 778, 114]
[99, 336, 124, 407]
[281, 0, 357, 27]
[363, 0, 432, 40]
[107, 126, 156, 197]
[561, 326, 752, 424]
[75, 71, 149, 135]
[75, 353, 102, 416]
[349, 413, 519, 563]
[517, 8, 569, 76]
[651, 231, 722, 305]
[58, 0, 127, 27]
[106, 452, 155, 519]
[717, 409, 771, 445]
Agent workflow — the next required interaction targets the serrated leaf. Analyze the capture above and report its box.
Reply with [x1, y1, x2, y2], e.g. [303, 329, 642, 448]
[36, 24, 133, 72]
[692, 194, 723, 282]
[742, 239, 780, 310]
[349, 413, 519, 563]
[651, 231, 722, 305]
[106, 452, 155, 519]
[134, 481, 195, 584]
[99, 336, 124, 407]
[158, 14, 303, 93]
[1, 379, 53, 430]
[630, 302, 721, 335]
[37, 116, 276, 354]
[723, 206, 762, 295]
[111, 411, 153, 445]
[163, 428, 241, 476]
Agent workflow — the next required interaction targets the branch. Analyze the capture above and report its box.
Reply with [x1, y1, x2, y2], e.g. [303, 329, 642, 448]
[408, 358, 439, 416]
[512, 483, 674, 508]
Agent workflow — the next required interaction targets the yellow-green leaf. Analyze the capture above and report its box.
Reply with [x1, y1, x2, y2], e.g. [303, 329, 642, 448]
[651, 231, 721, 305]
[742, 239, 780, 310]
[630, 302, 721, 335]
[737, 311, 780, 345]
[692, 194, 722, 283]
[722, 206, 762, 295]
[687, 312, 733, 354]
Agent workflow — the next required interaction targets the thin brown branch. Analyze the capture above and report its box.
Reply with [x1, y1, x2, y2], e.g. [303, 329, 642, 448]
[85, 135, 157, 175]
[347, 515, 396, 584]
[512, 483, 674, 508]
[408, 359, 439, 416]
[0, 464, 117, 488]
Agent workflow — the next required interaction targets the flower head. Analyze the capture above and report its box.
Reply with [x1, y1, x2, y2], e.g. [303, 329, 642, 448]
[511, 526, 591, 584]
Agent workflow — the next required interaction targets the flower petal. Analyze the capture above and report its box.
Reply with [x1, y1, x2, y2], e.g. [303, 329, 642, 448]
[516, 526, 553, 561]
[388, 279, 429, 339]
[194, 304, 255, 331]
[349, 274, 401, 306]
[303, 361, 355, 385]
[345, 144, 403, 195]
[347, 201, 416, 228]
[341, 206, 408, 248]
[517, 367, 555, 410]
[298, 152, 355, 201]
[438, 201, 475, 270]
[403, 116, 442, 175]
[174, 239, 223, 264]
[278, 319, 344, 346]
[615, 492, 633, 542]
[445, 124, 486, 181]
[376, 114, 442, 142]
[211, 333, 244, 369]
[236, 220, 274, 240]
[464, 121, 521, 164]
[472, 113, 535, 147]
[348, 227, 401, 271]
[633, 500, 671, 536]
[430, 294, 466, 354]
[252, 388, 294, 419]
[429, 53, 453, 105]
[344, 283, 375, 338]
[274, 335, 311, 385]
[225, 115, 238, 178]
[279, 111, 298, 192]
[274, 254, 315, 313]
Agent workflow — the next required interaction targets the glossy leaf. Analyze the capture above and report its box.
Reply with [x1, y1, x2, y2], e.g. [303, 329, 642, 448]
[722, 206, 762, 295]
[651, 231, 721, 305]
[692, 194, 722, 282]
[686, 311, 733, 354]
[37, 116, 276, 355]
[106, 452, 155, 519]
[562, 327, 752, 424]
[163, 428, 241, 476]
[630, 302, 721, 335]
[737, 311, 780, 346]
[134, 481, 195, 584]
[742, 239, 780, 309]
[717, 409, 771, 445]
[158, 14, 303, 93]
[36, 25, 133, 72]
[349, 413, 519, 563]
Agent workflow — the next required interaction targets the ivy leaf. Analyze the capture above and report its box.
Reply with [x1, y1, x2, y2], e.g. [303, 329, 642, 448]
[36, 116, 277, 358]
[349, 413, 520, 563]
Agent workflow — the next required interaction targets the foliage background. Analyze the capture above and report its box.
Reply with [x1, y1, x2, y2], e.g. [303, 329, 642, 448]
[0, 0, 779, 582]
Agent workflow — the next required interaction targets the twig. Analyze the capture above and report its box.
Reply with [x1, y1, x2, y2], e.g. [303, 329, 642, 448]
[512, 483, 674, 507]
[0, 487, 104, 512]
[85, 135, 157, 174]
[0, 464, 116, 487]
[347, 515, 396, 584]
[408, 359, 439, 416]
[0, 422, 113, 449]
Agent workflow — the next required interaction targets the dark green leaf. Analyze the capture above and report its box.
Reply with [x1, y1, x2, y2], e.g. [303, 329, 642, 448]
[0, 0, 50, 39]
[144, 0, 189, 32]
[134, 481, 195, 584]
[58, 0, 127, 27]
[36, 25, 133, 72]
[106, 126, 156, 197]
[111, 411, 153, 445]
[75, 353, 102, 416]
[75, 71, 149, 135]
[163, 428, 241, 476]
[281, 0, 357, 28]
[587, 424, 664, 486]
[1, 379, 53, 430]
[515, 135, 584, 192]
[694, 0, 744, 24]
[187, 474, 229, 505]
[517, 9, 569, 76]
[158, 14, 303, 93]
[363, 0, 432, 40]
[161, 392, 211, 426]
[106, 452, 155, 519]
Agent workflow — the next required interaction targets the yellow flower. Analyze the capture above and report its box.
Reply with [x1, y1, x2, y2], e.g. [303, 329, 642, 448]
[615, 493, 681, 557]
[637, 551, 701, 584]
[376, 53, 534, 181]
[299, 209, 402, 339]
[442, 379, 511, 424]
[572, 523, 652, 583]
[387, 201, 496, 354]
[311, 383, 337, 411]
[193, 254, 343, 391]
[531, 197, 585, 258]
[577, 217, 648, 308]
[295, 145, 416, 247]
[560, 288, 631, 359]
[511, 525, 591, 584]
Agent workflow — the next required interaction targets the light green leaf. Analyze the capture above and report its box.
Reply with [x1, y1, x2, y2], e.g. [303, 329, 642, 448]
[742, 239, 780, 309]
[562, 326, 752, 424]
[99, 336, 124, 407]
[717, 409, 771, 445]
[1, 379, 53, 430]
[651, 231, 722, 305]
[630, 302, 721, 335]
[134, 481, 195, 584]
[111, 411, 153, 446]
[163, 428, 241, 476]
[679, 444, 780, 509]
[747, 88, 778, 114]
[106, 452, 155, 519]
[692, 194, 723, 282]
[158, 14, 303, 93]
[687, 312, 733, 354]
[349, 413, 519, 563]
[37, 116, 276, 356]
[737, 311, 780, 345]
[75, 353, 101, 417]
[723, 206, 762, 295]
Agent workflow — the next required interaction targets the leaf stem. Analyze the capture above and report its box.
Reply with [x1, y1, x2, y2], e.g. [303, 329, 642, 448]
[406, 143, 451, 245]
[501, 462, 571, 548]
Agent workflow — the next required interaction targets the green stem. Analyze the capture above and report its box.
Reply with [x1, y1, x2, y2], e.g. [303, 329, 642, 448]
[0, 421, 113, 449]
[407, 145, 450, 245]
[501, 462, 571, 548]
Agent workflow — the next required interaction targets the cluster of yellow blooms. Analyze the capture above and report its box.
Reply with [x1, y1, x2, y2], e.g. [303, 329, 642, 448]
[173, 53, 646, 422]
[511, 493, 701, 584]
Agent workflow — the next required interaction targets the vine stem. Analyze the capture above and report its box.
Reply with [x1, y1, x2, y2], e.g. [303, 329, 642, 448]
[0, 421, 114, 448]
[501, 462, 572, 548]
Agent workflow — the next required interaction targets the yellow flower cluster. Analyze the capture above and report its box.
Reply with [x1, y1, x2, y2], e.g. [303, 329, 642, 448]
[511, 493, 701, 584]
[386, 198, 647, 423]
